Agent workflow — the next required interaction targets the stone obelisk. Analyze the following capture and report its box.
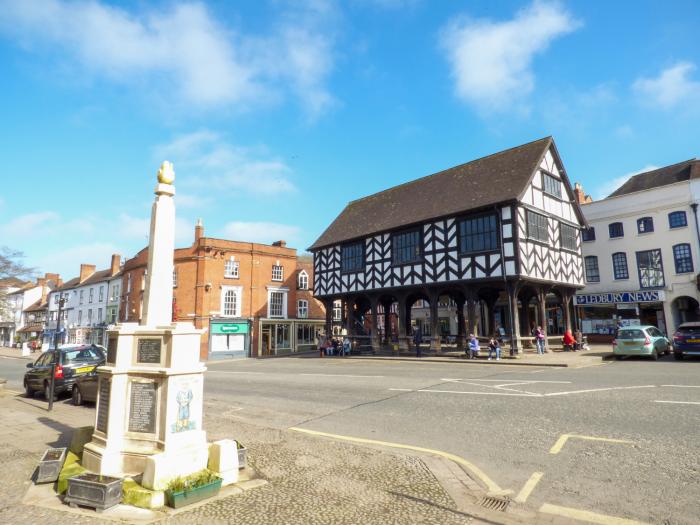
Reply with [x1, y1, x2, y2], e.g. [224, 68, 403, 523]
[83, 162, 209, 489]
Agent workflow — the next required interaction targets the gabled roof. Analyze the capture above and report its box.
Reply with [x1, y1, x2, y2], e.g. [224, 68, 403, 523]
[608, 159, 700, 198]
[56, 277, 80, 291]
[310, 137, 555, 250]
[80, 268, 113, 286]
[24, 298, 47, 312]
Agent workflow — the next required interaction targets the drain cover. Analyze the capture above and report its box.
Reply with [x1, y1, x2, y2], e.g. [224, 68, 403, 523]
[480, 496, 510, 512]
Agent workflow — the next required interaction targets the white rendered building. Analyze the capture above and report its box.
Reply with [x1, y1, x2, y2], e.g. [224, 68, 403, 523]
[577, 160, 700, 340]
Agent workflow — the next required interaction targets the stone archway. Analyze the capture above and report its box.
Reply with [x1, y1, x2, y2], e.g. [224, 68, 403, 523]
[672, 296, 700, 329]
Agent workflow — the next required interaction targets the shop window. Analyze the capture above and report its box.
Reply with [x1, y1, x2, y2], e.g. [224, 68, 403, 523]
[392, 229, 422, 265]
[582, 227, 596, 242]
[609, 222, 624, 238]
[560, 223, 577, 251]
[542, 172, 562, 198]
[584, 256, 600, 283]
[526, 210, 548, 243]
[669, 211, 687, 229]
[612, 252, 628, 280]
[297, 270, 309, 290]
[459, 213, 498, 253]
[297, 300, 308, 319]
[673, 243, 694, 274]
[637, 217, 654, 234]
[636, 249, 664, 288]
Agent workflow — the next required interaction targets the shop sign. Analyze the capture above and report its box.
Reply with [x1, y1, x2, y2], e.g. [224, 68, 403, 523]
[574, 291, 665, 305]
[211, 322, 249, 335]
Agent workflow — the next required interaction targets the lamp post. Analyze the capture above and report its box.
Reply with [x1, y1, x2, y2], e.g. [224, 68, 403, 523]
[48, 296, 65, 412]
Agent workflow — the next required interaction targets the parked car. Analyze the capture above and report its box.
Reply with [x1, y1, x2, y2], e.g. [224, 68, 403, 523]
[672, 322, 700, 360]
[612, 325, 671, 360]
[71, 369, 99, 405]
[23, 344, 105, 400]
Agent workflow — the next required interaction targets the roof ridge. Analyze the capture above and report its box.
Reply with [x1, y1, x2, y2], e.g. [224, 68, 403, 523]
[626, 158, 697, 179]
[346, 136, 552, 206]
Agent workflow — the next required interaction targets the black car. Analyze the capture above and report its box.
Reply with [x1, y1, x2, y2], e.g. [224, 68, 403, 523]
[672, 322, 700, 359]
[71, 369, 99, 405]
[24, 344, 105, 400]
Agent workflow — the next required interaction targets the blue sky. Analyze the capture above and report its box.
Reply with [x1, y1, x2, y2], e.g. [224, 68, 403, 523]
[1, 0, 699, 280]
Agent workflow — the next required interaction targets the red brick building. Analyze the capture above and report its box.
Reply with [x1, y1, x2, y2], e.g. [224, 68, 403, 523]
[119, 221, 325, 360]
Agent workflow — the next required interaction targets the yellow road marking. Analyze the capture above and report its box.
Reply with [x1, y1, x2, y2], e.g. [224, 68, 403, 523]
[289, 426, 507, 494]
[540, 503, 652, 525]
[514, 471, 543, 503]
[549, 433, 634, 455]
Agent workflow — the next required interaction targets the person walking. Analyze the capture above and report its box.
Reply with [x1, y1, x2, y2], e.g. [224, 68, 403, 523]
[575, 328, 583, 351]
[488, 333, 501, 361]
[468, 333, 480, 359]
[318, 335, 326, 358]
[413, 327, 423, 358]
[562, 329, 576, 352]
[342, 336, 351, 357]
[535, 326, 545, 355]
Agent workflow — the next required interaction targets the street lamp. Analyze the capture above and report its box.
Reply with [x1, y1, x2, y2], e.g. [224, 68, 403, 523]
[48, 296, 65, 412]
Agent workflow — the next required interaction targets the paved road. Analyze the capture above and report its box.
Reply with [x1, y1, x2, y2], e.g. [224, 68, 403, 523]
[3, 353, 698, 524]
[202, 355, 700, 525]
[0, 355, 32, 391]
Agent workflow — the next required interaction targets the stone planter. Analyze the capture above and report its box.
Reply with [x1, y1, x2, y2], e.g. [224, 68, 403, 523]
[237, 445, 247, 469]
[64, 473, 123, 512]
[36, 447, 67, 484]
[165, 478, 222, 509]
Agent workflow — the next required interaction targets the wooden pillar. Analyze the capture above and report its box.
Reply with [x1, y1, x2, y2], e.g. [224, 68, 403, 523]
[466, 289, 479, 337]
[397, 295, 408, 350]
[370, 296, 380, 351]
[429, 291, 441, 353]
[456, 298, 466, 350]
[560, 289, 573, 333]
[381, 300, 392, 345]
[323, 298, 333, 339]
[482, 290, 499, 336]
[506, 281, 522, 355]
[536, 286, 550, 352]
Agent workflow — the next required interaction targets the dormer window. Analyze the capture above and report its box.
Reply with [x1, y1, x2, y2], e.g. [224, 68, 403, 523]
[298, 270, 309, 290]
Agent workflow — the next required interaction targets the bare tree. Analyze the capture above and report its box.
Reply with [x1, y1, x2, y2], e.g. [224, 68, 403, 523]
[0, 247, 37, 319]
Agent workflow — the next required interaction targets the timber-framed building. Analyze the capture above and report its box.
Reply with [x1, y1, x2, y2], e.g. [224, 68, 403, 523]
[309, 137, 586, 353]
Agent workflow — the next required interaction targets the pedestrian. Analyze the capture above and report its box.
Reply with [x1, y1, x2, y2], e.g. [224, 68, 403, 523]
[575, 328, 583, 351]
[468, 333, 480, 359]
[413, 327, 423, 358]
[318, 335, 326, 358]
[331, 338, 339, 356]
[324, 338, 332, 356]
[342, 336, 351, 357]
[562, 329, 576, 352]
[488, 333, 501, 361]
[535, 326, 545, 355]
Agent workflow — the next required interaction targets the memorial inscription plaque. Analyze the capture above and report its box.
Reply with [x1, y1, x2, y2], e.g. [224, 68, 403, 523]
[128, 381, 157, 434]
[107, 335, 117, 365]
[136, 338, 161, 364]
[96, 379, 111, 434]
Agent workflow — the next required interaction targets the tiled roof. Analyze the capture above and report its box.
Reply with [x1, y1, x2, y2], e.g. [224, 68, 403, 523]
[310, 137, 555, 250]
[23, 299, 47, 312]
[608, 159, 699, 198]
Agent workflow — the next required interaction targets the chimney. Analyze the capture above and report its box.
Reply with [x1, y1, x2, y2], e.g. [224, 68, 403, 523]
[110, 254, 121, 276]
[573, 182, 592, 204]
[272, 240, 287, 248]
[194, 218, 204, 243]
[79, 264, 96, 283]
[44, 272, 60, 283]
[40, 282, 48, 305]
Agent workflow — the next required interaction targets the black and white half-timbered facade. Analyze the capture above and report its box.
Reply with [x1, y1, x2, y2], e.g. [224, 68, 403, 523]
[310, 137, 586, 353]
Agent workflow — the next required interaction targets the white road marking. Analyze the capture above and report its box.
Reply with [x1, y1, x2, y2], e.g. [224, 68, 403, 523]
[389, 388, 539, 397]
[543, 385, 656, 397]
[207, 370, 266, 375]
[388, 388, 414, 392]
[300, 373, 385, 378]
[514, 471, 543, 503]
[653, 400, 700, 405]
[661, 384, 700, 388]
[441, 378, 571, 384]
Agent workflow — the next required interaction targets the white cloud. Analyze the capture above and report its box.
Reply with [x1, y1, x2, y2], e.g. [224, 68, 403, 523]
[154, 131, 296, 196]
[633, 62, 700, 109]
[439, 1, 580, 112]
[0, 0, 337, 117]
[594, 165, 659, 200]
[220, 222, 301, 244]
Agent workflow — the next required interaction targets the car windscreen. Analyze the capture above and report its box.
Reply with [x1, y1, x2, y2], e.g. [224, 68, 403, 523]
[63, 348, 102, 363]
[678, 325, 700, 335]
[618, 329, 645, 340]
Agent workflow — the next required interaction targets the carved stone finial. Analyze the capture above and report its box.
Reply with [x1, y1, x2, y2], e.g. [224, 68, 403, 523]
[157, 161, 175, 184]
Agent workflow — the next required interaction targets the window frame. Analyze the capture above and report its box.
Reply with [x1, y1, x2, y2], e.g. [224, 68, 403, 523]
[221, 286, 242, 318]
[582, 227, 596, 242]
[673, 243, 694, 274]
[584, 256, 600, 283]
[668, 211, 688, 229]
[559, 222, 578, 252]
[297, 299, 308, 319]
[391, 228, 423, 266]
[637, 217, 654, 234]
[341, 241, 365, 274]
[542, 171, 562, 199]
[297, 270, 309, 290]
[636, 249, 665, 289]
[268, 291, 285, 318]
[272, 265, 284, 282]
[224, 256, 239, 278]
[612, 252, 629, 280]
[458, 212, 499, 255]
[526, 210, 549, 244]
[608, 222, 624, 239]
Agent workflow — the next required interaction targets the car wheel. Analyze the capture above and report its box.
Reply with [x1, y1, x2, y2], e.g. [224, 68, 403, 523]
[24, 382, 33, 398]
[44, 382, 56, 401]
[665, 344, 671, 356]
[72, 385, 83, 406]
[651, 349, 658, 361]
[615, 355, 624, 360]
[674, 352, 683, 360]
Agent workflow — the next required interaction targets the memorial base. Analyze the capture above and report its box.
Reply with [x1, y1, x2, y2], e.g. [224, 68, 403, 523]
[142, 444, 209, 491]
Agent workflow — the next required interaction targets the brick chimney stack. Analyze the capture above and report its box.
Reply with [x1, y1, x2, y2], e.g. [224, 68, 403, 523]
[79, 264, 96, 283]
[272, 240, 287, 248]
[573, 183, 592, 204]
[110, 254, 121, 276]
[194, 218, 204, 243]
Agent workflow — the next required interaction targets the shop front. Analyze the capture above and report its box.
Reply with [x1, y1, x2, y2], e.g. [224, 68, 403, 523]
[209, 319, 250, 359]
[258, 319, 325, 357]
[575, 291, 666, 343]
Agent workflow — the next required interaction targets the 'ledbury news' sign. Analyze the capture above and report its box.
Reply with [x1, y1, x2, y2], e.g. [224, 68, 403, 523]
[574, 291, 665, 305]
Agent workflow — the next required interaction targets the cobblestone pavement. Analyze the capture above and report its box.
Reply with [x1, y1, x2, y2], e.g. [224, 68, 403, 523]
[0, 393, 484, 525]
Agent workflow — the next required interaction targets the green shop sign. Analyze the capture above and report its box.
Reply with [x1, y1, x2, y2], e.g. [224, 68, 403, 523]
[211, 322, 249, 335]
